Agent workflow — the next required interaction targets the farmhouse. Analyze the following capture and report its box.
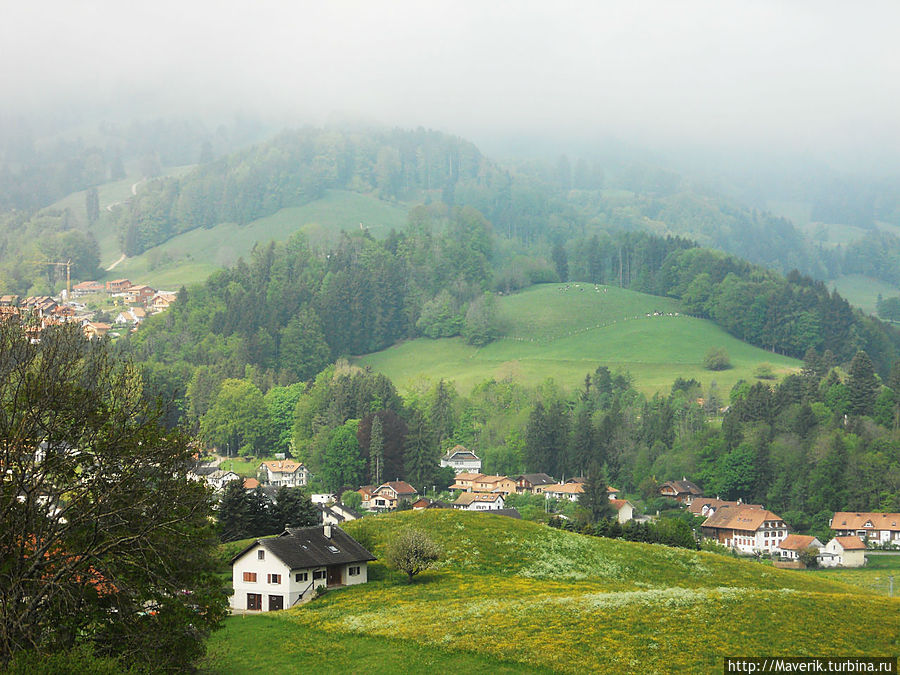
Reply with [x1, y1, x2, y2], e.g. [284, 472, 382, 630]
[260, 460, 309, 488]
[449, 472, 482, 492]
[105, 279, 131, 293]
[452, 492, 505, 511]
[610, 499, 635, 524]
[776, 534, 823, 560]
[830, 512, 900, 546]
[231, 525, 375, 612]
[440, 445, 482, 474]
[688, 498, 757, 519]
[513, 473, 557, 494]
[206, 469, 241, 491]
[72, 280, 104, 297]
[368, 481, 418, 509]
[535, 482, 584, 502]
[820, 536, 867, 568]
[700, 504, 788, 554]
[658, 478, 703, 505]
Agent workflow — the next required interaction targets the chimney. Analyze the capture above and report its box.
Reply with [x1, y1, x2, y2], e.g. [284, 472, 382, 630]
[324, 524, 332, 539]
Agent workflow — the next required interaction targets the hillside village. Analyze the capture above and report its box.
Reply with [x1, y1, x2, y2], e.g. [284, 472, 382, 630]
[0, 278, 176, 340]
[193, 439, 898, 616]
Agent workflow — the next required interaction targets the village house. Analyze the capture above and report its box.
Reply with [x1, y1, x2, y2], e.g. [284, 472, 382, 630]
[830, 512, 900, 547]
[536, 482, 584, 502]
[259, 460, 309, 488]
[206, 469, 241, 491]
[368, 481, 418, 510]
[452, 492, 505, 511]
[606, 486, 620, 500]
[775, 534, 823, 561]
[82, 322, 111, 340]
[658, 478, 703, 505]
[610, 499, 636, 524]
[115, 306, 146, 326]
[449, 472, 482, 492]
[357, 486, 377, 509]
[820, 536, 867, 568]
[688, 498, 757, 519]
[230, 525, 375, 611]
[470, 474, 517, 495]
[105, 279, 132, 294]
[243, 477, 260, 490]
[700, 504, 789, 554]
[71, 281, 104, 297]
[512, 473, 556, 494]
[318, 502, 360, 527]
[150, 292, 177, 311]
[411, 497, 451, 510]
[439, 445, 482, 474]
[124, 284, 156, 305]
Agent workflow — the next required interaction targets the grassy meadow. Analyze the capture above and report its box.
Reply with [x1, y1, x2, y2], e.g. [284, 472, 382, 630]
[98, 190, 410, 288]
[356, 284, 800, 396]
[203, 510, 899, 674]
[829, 274, 900, 317]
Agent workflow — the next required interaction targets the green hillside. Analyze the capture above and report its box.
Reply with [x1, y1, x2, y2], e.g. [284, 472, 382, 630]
[100, 190, 410, 288]
[355, 284, 800, 395]
[202, 511, 899, 673]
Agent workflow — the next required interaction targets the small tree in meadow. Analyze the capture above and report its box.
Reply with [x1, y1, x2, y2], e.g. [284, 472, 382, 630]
[385, 528, 441, 583]
[704, 347, 732, 371]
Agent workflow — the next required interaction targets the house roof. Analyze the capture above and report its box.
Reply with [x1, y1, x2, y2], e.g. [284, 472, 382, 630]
[832, 536, 867, 550]
[701, 505, 784, 532]
[660, 478, 702, 495]
[453, 492, 504, 506]
[831, 512, 900, 532]
[261, 459, 306, 474]
[442, 445, 480, 461]
[232, 526, 376, 569]
[515, 473, 556, 486]
[609, 499, 633, 512]
[687, 498, 760, 515]
[243, 478, 260, 489]
[541, 483, 584, 494]
[452, 472, 482, 481]
[376, 481, 417, 496]
[778, 534, 819, 551]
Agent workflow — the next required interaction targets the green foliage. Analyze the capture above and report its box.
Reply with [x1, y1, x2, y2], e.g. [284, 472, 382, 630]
[319, 420, 365, 493]
[0, 322, 226, 670]
[200, 379, 271, 457]
[384, 527, 441, 582]
[416, 290, 464, 338]
[341, 490, 363, 511]
[463, 292, 500, 346]
[704, 346, 732, 371]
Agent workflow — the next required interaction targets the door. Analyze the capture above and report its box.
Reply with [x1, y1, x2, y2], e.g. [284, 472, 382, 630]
[327, 565, 342, 586]
[268, 595, 283, 611]
[246, 593, 262, 611]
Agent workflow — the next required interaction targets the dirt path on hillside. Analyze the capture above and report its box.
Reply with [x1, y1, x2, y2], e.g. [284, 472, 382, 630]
[105, 253, 127, 271]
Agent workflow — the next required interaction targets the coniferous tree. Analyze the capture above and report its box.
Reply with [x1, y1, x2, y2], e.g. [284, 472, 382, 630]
[217, 480, 251, 542]
[847, 350, 879, 417]
[273, 487, 318, 529]
[404, 409, 436, 490]
[369, 414, 384, 485]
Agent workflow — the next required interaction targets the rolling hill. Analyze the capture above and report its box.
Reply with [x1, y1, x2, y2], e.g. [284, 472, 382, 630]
[355, 284, 800, 396]
[99, 190, 411, 288]
[202, 511, 899, 673]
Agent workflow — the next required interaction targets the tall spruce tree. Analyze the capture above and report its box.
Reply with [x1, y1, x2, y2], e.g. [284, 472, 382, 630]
[369, 414, 384, 485]
[847, 350, 879, 417]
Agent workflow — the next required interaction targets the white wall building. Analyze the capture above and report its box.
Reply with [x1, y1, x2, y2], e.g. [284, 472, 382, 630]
[230, 525, 375, 612]
[260, 460, 309, 488]
[440, 445, 482, 474]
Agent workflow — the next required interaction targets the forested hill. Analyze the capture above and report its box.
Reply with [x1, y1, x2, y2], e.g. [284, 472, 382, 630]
[128, 208, 900, 420]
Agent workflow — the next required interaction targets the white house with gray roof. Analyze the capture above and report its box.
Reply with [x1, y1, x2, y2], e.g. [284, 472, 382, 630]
[440, 445, 481, 474]
[230, 525, 376, 612]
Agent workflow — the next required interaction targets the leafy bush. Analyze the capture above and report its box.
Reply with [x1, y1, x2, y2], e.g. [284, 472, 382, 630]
[704, 347, 732, 371]
[385, 528, 441, 582]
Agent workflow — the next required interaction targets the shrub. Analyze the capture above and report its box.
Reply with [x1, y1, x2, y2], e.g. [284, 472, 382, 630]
[704, 347, 732, 371]
[385, 528, 441, 583]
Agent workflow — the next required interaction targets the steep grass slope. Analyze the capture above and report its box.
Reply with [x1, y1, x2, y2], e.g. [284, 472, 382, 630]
[356, 284, 800, 395]
[203, 511, 898, 674]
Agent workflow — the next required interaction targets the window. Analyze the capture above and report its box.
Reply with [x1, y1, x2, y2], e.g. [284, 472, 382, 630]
[313, 570, 326, 580]
[243, 572, 257, 583]
[348, 566, 361, 576]
[257, 550, 265, 560]
[295, 572, 308, 582]
[267, 574, 281, 584]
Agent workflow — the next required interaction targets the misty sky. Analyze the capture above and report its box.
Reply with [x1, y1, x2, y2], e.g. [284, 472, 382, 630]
[4, 1, 900, 167]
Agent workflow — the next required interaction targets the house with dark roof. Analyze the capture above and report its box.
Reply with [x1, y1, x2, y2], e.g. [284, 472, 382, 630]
[440, 445, 482, 474]
[512, 473, 556, 494]
[318, 502, 361, 526]
[230, 525, 376, 612]
[658, 478, 703, 505]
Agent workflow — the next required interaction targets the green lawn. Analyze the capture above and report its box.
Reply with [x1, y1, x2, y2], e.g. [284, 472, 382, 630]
[356, 284, 800, 396]
[829, 274, 900, 316]
[218, 457, 264, 478]
[812, 553, 900, 597]
[101, 190, 411, 289]
[202, 511, 899, 673]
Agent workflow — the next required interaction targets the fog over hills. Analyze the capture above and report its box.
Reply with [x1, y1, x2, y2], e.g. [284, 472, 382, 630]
[5, 1, 900, 175]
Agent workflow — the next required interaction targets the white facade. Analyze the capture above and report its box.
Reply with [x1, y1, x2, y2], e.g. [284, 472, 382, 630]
[231, 542, 368, 612]
[728, 522, 789, 555]
[207, 470, 240, 491]
[261, 461, 309, 488]
[820, 539, 866, 568]
[440, 449, 482, 474]
[454, 494, 505, 511]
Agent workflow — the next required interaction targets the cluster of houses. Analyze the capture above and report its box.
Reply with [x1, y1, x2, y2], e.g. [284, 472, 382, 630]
[659, 477, 898, 567]
[0, 279, 177, 340]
